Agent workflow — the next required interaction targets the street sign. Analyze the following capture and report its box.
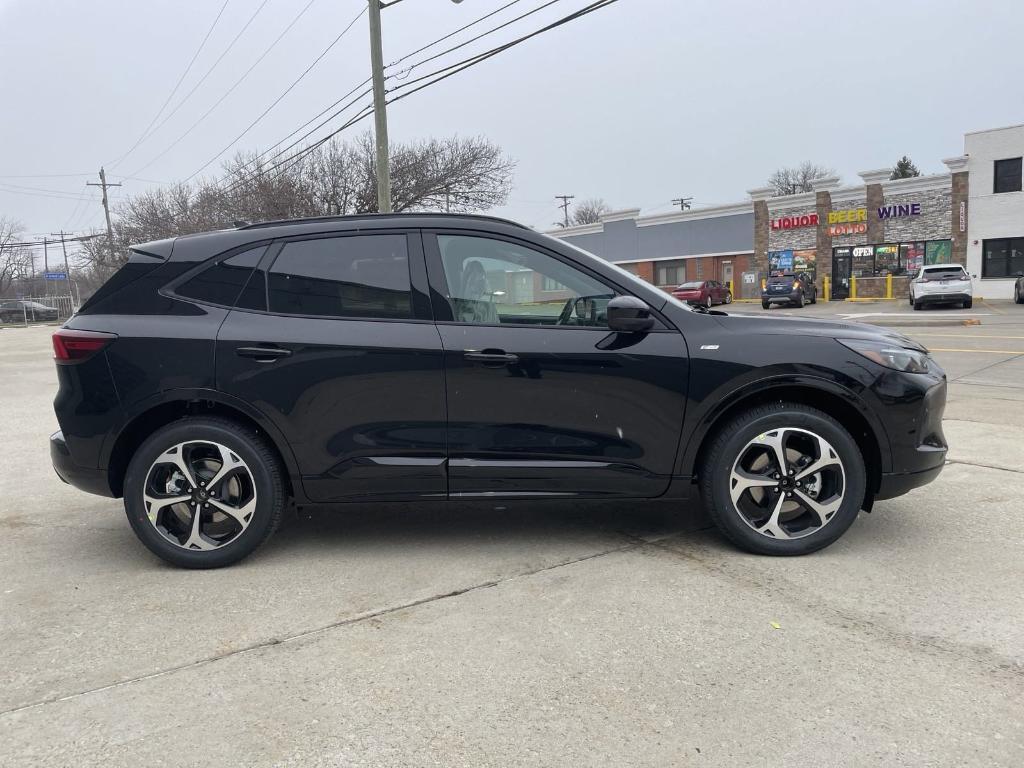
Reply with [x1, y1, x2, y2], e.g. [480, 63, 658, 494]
[43, 272, 67, 281]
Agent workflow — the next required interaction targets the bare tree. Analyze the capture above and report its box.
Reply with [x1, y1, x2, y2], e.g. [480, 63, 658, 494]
[572, 198, 610, 225]
[767, 162, 836, 196]
[0, 218, 33, 296]
[79, 133, 514, 282]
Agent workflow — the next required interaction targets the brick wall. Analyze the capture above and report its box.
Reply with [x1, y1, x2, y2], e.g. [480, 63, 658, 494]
[950, 171, 969, 266]
[881, 187, 953, 244]
[753, 199, 769, 274]
[815, 191, 832, 295]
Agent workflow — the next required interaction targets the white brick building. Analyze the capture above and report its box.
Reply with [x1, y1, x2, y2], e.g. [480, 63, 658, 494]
[964, 124, 1024, 299]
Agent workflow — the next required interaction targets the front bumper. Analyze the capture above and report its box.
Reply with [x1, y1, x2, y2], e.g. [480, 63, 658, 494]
[876, 463, 944, 500]
[50, 430, 115, 497]
[873, 375, 947, 500]
[763, 291, 800, 304]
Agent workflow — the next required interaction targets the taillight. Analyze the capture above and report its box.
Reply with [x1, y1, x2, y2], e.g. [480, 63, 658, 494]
[52, 329, 117, 363]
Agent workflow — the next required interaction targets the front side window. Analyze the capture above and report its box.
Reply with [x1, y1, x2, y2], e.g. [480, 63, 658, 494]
[982, 237, 1024, 278]
[994, 157, 1022, 194]
[437, 235, 615, 327]
[268, 234, 412, 319]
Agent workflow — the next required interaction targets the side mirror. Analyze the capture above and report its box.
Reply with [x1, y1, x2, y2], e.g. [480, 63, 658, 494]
[607, 295, 654, 333]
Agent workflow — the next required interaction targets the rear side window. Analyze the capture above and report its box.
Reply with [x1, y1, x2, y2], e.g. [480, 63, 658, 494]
[267, 235, 412, 319]
[176, 246, 267, 307]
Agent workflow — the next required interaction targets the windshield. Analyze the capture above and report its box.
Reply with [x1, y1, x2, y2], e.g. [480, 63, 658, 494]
[677, 281, 703, 289]
[768, 275, 795, 284]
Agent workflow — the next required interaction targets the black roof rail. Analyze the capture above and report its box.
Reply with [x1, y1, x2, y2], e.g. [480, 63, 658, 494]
[237, 212, 531, 231]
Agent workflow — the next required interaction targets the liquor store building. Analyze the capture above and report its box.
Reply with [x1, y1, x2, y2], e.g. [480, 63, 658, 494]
[747, 161, 969, 300]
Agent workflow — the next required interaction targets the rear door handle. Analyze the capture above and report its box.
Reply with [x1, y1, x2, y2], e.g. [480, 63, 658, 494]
[236, 346, 292, 363]
[464, 349, 519, 366]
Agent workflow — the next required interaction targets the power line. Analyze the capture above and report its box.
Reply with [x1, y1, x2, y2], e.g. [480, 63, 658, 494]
[125, 0, 321, 179]
[224, 1, 619, 195]
[107, 0, 232, 170]
[182, 4, 367, 183]
[112, 0, 274, 169]
[220, 0, 531, 189]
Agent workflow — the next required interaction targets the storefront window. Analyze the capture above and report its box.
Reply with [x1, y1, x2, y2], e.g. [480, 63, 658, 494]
[874, 245, 899, 275]
[793, 249, 816, 280]
[982, 238, 1024, 278]
[899, 242, 925, 274]
[925, 240, 952, 265]
[852, 246, 874, 277]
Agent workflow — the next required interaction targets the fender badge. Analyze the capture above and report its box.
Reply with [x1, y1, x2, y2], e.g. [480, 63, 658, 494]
[700, 344, 720, 350]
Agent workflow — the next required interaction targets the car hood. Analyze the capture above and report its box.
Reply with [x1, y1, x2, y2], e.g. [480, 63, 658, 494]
[711, 312, 928, 352]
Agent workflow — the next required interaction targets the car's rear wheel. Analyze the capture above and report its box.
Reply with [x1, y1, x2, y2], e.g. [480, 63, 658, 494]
[913, 299, 922, 311]
[963, 298, 973, 309]
[761, 300, 770, 310]
[700, 403, 866, 556]
[1016, 286, 1023, 304]
[123, 417, 285, 568]
[795, 292, 805, 308]
[724, 292, 733, 305]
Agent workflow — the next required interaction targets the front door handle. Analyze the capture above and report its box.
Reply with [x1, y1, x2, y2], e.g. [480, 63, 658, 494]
[236, 346, 292, 363]
[464, 349, 519, 366]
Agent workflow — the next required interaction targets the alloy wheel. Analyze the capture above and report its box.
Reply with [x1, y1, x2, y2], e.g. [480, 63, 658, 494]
[728, 427, 846, 540]
[142, 441, 257, 551]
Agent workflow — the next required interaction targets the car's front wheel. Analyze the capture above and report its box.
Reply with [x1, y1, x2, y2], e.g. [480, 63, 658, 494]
[700, 403, 866, 556]
[123, 417, 285, 568]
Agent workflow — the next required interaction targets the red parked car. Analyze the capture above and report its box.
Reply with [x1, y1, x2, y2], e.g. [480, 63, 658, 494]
[671, 280, 732, 307]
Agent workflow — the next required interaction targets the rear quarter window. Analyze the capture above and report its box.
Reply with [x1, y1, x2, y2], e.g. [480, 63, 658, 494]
[175, 246, 267, 307]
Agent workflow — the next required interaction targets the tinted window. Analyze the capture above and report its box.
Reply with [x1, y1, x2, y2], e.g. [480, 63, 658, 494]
[678, 281, 703, 289]
[921, 267, 968, 280]
[437, 234, 615, 327]
[176, 247, 266, 306]
[268, 235, 412, 319]
[994, 158, 1022, 194]
[982, 237, 1024, 278]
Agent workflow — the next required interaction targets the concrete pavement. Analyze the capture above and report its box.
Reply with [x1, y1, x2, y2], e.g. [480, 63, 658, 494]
[1, 311, 1023, 767]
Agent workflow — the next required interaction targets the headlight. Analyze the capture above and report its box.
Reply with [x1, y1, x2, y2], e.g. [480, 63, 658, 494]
[838, 338, 931, 373]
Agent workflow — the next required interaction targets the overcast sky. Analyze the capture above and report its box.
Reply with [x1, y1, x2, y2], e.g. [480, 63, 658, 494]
[1, 0, 1022, 251]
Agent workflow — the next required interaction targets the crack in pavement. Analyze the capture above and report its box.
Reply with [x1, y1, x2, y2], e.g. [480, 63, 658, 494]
[945, 458, 1024, 475]
[634, 535, 1024, 682]
[0, 537, 643, 719]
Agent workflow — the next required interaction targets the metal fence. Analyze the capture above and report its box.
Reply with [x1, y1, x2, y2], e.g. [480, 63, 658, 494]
[1, 294, 77, 326]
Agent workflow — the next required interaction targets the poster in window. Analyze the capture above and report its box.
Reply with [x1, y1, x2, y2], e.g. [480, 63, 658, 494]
[900, 242, 924, 274]
[768, 250, 793, 274]
[874, 245, 899, 275]
[793, 249, 816, 278]
[925, 240, 952, 265]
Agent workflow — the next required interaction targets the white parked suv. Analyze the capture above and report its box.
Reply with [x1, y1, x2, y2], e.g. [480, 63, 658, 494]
[908, 264, 973, 310]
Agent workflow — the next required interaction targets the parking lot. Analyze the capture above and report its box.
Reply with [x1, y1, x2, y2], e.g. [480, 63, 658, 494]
[2, 302, 1023, 767]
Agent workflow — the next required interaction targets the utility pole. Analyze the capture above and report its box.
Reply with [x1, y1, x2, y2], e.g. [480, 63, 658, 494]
[555, 195, 575, 227]
[367, 1, 391, 213]
[49, 231, 72, 275]
[86, 167, 122, 253]
[671, 197, 693, 211]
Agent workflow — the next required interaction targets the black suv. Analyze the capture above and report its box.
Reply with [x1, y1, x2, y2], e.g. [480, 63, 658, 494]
[762, 272, 817, 309]
[51, 214, 947, 568]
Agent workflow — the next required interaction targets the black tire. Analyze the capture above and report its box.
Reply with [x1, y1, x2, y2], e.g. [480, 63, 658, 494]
[963, 298, 973, 309]
[699, 402, 867, 556]
[795, 291, 805, 308]
[123, 417, 285, 568]
[1016, 286, 1023, 304]
[908, 293, 914, 306]
[725, 292, 733, 305]
[761, 301, 770, 310]
[913, 299, 922, 311]
[810, 288, 817, 304]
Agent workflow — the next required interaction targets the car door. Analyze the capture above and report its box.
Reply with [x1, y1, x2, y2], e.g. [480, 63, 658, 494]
[424, 230, 690, 499]
[216, 230, 447, 502]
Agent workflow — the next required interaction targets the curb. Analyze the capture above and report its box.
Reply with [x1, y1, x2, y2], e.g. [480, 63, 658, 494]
[849, 317, 982, 328]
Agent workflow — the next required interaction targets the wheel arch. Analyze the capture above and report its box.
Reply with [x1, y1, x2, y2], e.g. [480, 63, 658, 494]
[104, 390, 301, 500]
[685, 379, 888, 504]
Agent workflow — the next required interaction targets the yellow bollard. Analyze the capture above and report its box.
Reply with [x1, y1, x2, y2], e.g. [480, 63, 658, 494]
[761, 277, 766, 291]
[885, 273, 892, 299]
[850, 275, 857, 300]
[728, 279, 734, 299]
[822, 276, 829, 302]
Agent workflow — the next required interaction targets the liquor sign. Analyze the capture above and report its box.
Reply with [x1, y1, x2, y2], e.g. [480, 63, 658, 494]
[770, 213, 818, 230]
[43, 272, 67, 281]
